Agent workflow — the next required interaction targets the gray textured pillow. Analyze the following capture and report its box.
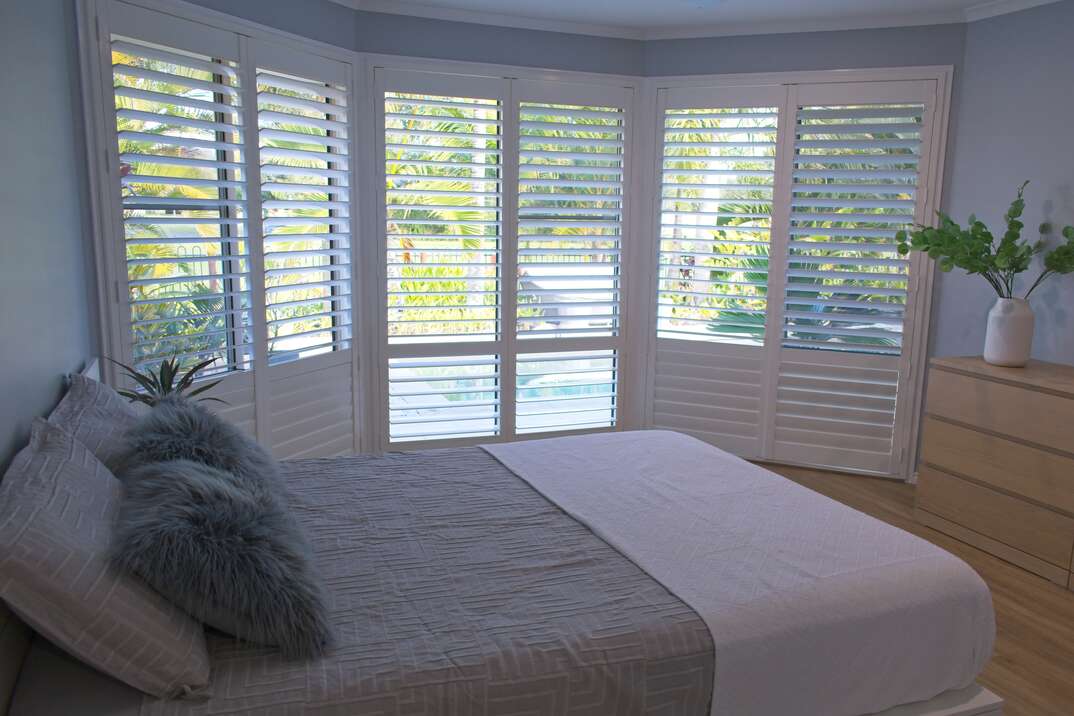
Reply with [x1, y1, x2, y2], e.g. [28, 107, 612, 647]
[48, 373, 145, 471]
[0, 419, 210, 698]
[114, 397, 331, 658]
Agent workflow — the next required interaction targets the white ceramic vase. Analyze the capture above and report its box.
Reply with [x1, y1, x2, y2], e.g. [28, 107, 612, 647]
[983, 297, 1034, 367]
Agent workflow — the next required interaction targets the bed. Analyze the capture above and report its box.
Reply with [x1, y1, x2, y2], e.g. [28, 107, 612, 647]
[4, 430, 1000, 716]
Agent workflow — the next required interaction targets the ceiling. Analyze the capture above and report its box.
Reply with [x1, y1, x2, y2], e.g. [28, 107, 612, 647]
[335, 0, 1060, 39]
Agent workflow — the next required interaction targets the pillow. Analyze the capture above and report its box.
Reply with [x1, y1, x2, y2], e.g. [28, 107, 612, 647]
[115, 397, 331, 658]
[120, 394, 281, 497]
[0, 419, 210, 698]
[113, 459, 331, 658]
[48, 373, 144, 471]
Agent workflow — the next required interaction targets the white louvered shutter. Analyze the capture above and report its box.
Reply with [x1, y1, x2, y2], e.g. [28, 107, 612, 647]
[257, 67, 352, 365]
[381, 78, 505, 443]
[514, 89, 628, 434]
[770, 83, 933, 475]
[650, 88, 782, 456]
[111, 37, 253, 376]
[251, 43, 357, 458]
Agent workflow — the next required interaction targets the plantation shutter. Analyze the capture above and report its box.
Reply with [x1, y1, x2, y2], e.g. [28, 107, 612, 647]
[513, 81, 630, 435]
[379, 71, 506, 444]
[770, 81, 933, 475]
[649, 80, 941, 477]
[110, 34, 252, 376]
[650, 86, 784, 457]
[249, 41, 358, 458]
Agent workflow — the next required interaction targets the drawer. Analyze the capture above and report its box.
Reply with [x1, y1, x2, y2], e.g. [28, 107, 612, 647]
[921, 416, 1074, 515]
[916, 466, 1074, 568]
[926, 368, 1074, 455]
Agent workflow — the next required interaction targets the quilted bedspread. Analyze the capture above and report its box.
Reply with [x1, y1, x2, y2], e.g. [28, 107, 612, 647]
[143, 447, 715, 716]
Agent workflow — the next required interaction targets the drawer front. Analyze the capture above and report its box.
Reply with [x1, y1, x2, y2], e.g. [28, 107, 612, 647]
[921, 416, 1074, 515]
[926, 368, 1074, 454]
[917, 466, 1074, 568]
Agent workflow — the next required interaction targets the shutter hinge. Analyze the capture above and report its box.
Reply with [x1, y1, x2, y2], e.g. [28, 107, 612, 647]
[95, 15, 101, 41]
[113, 280, 122, 304]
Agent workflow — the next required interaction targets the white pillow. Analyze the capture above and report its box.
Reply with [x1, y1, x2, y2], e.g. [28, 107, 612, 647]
[47, 373, 144, 471]
[0, 419, 210, 698]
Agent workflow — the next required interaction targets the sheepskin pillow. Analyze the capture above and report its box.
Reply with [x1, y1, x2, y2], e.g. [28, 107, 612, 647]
[114, 397, 331, 658]
[0, 419, 210, 698]
[119, 394, 279, 492]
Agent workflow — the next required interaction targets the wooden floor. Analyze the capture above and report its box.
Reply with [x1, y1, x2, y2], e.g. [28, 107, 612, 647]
[762, 463, 1074, 716]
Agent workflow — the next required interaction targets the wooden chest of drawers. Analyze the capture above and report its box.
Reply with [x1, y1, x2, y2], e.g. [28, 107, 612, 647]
[915, 356, 1074, 589]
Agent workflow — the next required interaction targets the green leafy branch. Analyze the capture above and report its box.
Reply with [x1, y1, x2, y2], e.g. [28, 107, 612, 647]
[897, 182, 1074, 299]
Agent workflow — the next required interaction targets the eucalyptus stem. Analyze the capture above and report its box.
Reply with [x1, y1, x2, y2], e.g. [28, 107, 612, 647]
[1023, 269, 1054, 299]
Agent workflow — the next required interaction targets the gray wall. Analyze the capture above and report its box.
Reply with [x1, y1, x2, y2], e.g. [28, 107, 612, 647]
[642, 23, 966, 76]
[930, 0, 1074, 364]
[184, 0, 643, 75]
[0, 0, 97, 470]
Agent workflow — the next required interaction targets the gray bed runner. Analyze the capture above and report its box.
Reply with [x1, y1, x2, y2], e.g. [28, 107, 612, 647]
[139, 447, 714, 715]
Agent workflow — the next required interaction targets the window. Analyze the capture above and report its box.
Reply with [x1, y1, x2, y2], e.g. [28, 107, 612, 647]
[378, 74, 631, 444]
[111, 37, 252, 375]
[650, 81, 942, 477]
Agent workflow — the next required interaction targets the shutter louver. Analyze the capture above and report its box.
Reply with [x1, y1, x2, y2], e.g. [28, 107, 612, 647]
[784, 103, 922, 354]
[517, 103, 623, 338]
[257, 68, 352, 364]
[516, 350, 617, 434]
[658, 107, 778, 343]
[112, 37, 252, 374]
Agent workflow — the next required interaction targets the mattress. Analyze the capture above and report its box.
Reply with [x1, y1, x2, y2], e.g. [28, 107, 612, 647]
[486, 430, 996, 716]
[9, 432, 994, 716]
[11, 446, 714, 716]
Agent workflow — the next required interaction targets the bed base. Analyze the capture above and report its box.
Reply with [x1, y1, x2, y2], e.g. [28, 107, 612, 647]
[872, 684, 1003, 716]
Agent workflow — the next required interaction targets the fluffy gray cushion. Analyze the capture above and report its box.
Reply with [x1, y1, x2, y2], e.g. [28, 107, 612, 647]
[114, 396, 331, 658]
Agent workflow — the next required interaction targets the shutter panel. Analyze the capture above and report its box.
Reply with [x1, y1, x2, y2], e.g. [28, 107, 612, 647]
[772, 96, 928, 474]
[658, 106, 777, 342]
[651, 93, 782, 457]
[516, 103, 623, 338]
[253, 48, 357, 459]
[112, 37, 252, 375]
[383, 86, 504, 443]
[257, 68, 352, 365]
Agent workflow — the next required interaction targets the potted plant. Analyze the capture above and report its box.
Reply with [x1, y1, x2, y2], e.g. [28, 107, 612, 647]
[107, 357, 227, 406]
[897, 182, 1074, 367]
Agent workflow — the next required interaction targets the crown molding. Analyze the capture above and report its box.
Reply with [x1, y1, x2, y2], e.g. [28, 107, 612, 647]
[962, 0, 1060, 22]
[333, 0, 1064, 40]
[339, 0, 644, 39]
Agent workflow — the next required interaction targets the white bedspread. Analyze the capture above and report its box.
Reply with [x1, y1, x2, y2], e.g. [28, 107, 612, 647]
[484, 430, 995, 716]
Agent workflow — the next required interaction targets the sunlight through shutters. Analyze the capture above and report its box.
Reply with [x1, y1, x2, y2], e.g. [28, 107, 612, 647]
[111, 37, 252, 375]
[784, 103, 923, 354]
[517, 103, 623, 339]
[257, 68, 352, 365]
[385, 93, 502, 344]
[658, 107, 778, 344]
[383, 90, 504, 442]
